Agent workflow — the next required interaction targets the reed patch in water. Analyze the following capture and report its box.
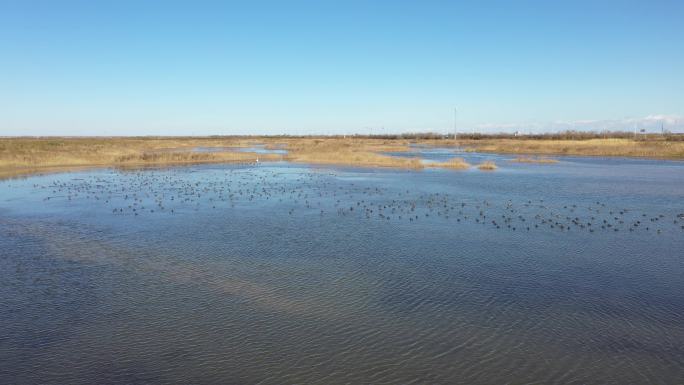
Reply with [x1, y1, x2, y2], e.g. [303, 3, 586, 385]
[478, 161, 497, 170]
[428, 157, 471, 169]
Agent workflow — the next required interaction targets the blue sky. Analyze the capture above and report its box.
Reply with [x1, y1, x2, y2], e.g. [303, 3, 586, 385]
[1, 0, 683, 135]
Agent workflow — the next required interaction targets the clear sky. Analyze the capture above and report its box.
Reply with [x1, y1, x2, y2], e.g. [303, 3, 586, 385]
[1, 0, 683, 136]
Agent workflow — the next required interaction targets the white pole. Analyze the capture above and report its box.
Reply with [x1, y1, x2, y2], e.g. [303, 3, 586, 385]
[634, 121, 637, 139]
[453, 107, 457, 140]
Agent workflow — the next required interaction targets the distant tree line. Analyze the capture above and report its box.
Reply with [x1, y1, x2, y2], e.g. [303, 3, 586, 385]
[449, 130, 684, 141]
[202, 131, 684, 141]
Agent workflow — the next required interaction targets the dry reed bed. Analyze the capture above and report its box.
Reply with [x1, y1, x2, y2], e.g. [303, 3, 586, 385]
[283, 138, 421, 169]
[453, 138, 684, 159]
[6, 135, 681, 179]
[0, 137, 268, 168]
[0, 138, 281, 178]
[477, 161, 497, 170]
[0, 137, 420, 177]
[0, 137, 450, 176]
[282, 138, 475, 169]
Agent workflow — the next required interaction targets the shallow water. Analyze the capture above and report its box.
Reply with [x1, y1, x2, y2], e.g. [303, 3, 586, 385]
[384, 145, 504, 165]
[1, 155, 683, 384]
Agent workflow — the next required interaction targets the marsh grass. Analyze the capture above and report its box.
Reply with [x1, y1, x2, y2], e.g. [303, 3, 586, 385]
[477, 161, 497, 170]
[454, 138, 684, 159]
[113, 151, 277, 164]
[0, 137, 419, 177]
[0, 137, 281, 178]
[283, 138, 420, 168]
[3, 135, 683, 179]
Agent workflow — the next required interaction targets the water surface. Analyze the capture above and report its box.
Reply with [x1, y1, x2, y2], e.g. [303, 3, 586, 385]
[1, 154, 683, 384]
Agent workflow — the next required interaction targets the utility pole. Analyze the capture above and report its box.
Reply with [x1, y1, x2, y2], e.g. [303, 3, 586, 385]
[634, 121, 637, 139]
[453, 107, 457, 140]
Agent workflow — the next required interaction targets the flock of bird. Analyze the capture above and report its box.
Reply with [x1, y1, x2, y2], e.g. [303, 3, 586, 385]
[34, 165, 684, 236]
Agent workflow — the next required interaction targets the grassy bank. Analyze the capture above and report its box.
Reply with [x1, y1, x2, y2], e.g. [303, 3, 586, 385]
[282, 137, 420, 168]
[0, 137, 280, 179]
[0, 137, 423, 178]
[452, 137, 684, 159]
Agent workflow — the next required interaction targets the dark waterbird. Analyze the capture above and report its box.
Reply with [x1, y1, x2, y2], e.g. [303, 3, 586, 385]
[29, 165, 681, 237]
